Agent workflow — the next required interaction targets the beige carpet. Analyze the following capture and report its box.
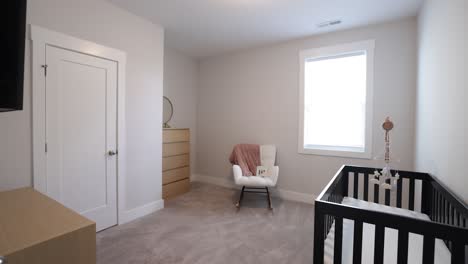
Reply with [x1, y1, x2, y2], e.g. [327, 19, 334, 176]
[97, 182, 315, 264]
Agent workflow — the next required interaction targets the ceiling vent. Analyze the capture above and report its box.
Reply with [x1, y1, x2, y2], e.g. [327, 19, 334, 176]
[317, 20, 342, 28]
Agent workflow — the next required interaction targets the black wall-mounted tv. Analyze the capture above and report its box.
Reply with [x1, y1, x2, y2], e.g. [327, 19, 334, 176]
[0, 0, 27, 112]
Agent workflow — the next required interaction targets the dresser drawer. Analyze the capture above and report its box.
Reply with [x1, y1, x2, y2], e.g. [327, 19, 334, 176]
[163, 179, 190, 199]
[163, 129, 190, 143]
[162, 154, 190, 171]
[163, 142, 190, 157]
[163, 166, 190, 185]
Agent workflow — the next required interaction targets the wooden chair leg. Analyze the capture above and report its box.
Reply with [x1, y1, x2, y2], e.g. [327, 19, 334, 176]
[266, 187, 273, 210]
[236, 186, 245, 208]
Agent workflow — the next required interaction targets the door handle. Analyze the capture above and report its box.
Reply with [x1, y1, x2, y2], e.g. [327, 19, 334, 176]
[108, 150, 118, 156]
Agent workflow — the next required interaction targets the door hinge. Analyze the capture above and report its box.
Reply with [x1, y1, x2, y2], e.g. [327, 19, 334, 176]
[45, 143, 48, 153]
[41, 64, 48, 76]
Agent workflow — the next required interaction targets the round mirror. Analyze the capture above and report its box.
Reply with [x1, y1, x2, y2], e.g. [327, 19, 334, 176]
[163, 96, 173, 128]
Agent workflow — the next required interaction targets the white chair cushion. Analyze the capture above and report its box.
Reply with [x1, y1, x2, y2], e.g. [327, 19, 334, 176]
[235, 173, 276, 187]
[233, 166, 279, 188]
[260, 145, 276, 167]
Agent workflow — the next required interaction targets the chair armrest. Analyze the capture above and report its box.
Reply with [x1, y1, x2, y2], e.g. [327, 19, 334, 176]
[270, 166, 279, 186]
[233, 165, 243, 184]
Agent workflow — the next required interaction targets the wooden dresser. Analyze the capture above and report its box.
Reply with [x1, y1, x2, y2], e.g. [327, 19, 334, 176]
[0, 188, 95, 264]
[163, 128, 191, 199]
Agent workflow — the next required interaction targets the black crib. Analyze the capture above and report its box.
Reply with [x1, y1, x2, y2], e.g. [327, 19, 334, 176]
[313, 165, 468, 264]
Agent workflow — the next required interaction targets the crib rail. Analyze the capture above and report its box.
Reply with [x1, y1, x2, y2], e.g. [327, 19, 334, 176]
[313, 165, 468, 264]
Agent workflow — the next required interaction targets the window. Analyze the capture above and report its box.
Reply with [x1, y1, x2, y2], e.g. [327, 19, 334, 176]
[298, 40, 374, 158]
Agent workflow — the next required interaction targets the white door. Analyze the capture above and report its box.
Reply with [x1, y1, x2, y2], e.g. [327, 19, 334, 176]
[44, 45, 118, 231]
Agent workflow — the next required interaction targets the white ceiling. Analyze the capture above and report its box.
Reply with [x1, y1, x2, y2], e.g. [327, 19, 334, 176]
[108, 0, 424, 58]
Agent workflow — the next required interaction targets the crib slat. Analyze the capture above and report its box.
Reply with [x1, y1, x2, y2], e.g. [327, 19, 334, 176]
[435, 190, 439, 220]
[313, 212, 325, 264]
[397, 177, 403, 208]
[434, 191, 438, 222]
[429, 190, 435, 221]
[374, 184, 380, 204]
[450, 206, 454, 225]
[409, 178, 415, 210]
[446, 200, 449, 225]
[441, 200, 447, 246]
[422, 236, 435, 264]
[353, 173, 359, 199]
[324, 215, 328, 239]
[333, 217, 343, 264]
[441, 195, 445, 223]
[343, 171, 349, 197]
[438, 193, 443, 223]
[432, 189, 437, 220]
[397, 230, 409, 264]
[442, 198, 446, 224]
[363, 174, 369, 201]
[442, 199, 448, 224]
[353, 221, 363, 264]
[385, 187, 390, 206]
[451, 240, 465, 264]
[324, 215, 330, 238]
[374, 225, 385, 264]
[422, 180, 432, 215]
[445, 202, 449, 225]
[324, 217, 327, 236]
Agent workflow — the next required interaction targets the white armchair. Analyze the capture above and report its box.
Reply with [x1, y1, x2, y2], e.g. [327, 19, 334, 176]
[233, 145, 279, 209]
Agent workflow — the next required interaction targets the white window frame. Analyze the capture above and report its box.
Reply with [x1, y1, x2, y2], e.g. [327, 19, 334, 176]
[298, 40, 375, 159]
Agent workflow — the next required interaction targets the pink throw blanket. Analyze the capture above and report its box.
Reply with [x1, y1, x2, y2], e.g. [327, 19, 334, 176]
[229, 144, 260, 176]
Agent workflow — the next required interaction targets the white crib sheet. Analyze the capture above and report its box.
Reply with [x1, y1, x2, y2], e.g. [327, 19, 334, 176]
[324, 197, 451, 264]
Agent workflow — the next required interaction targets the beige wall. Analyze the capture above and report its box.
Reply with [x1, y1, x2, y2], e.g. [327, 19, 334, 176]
[163, 48, 198, 173]
[0, 0, 164, 211]
[197, 18, 418, 197]
[416, 0, 467, 203]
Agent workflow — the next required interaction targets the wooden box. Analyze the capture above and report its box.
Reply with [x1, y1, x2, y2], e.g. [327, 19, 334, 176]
[0, 188, 96, 264]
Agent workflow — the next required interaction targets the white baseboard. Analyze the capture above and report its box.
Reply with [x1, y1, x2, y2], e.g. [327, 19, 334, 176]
[192, 174, 316, 205]
[119, 199, 165, 225]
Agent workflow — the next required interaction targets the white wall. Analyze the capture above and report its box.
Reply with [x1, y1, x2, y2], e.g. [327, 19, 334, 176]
[416, 0, 467, 203]
[0, 0, 164, 213]
[197, 18, 418, 197]
[163, 48, 198, 174]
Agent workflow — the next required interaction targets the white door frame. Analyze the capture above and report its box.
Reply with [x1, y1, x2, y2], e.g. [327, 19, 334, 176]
[30, 25, 127, 225]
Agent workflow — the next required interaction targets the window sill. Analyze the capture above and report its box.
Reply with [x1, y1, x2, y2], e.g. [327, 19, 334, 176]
[299, 146, 372, 159]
